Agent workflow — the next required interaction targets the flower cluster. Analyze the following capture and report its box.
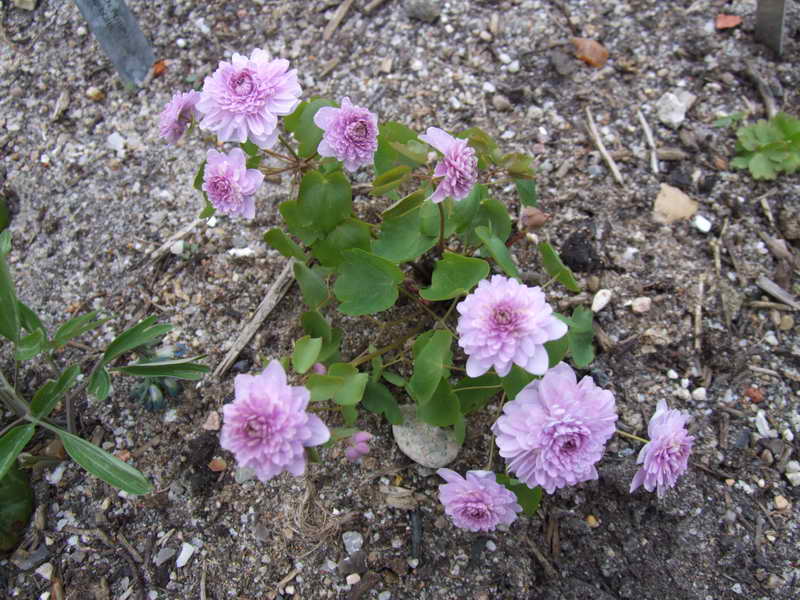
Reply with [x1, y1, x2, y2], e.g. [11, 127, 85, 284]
[630, 400, 694, 498]
[437, 469, 522, 532]
[456, 275, 567, 377]
[314, 97, 379, 172]
[493, 362, 618, 494]
[220, 360, 329, 482]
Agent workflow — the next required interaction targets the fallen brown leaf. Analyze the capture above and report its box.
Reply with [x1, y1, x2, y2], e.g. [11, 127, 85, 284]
[152, 59, 167, 78]
[571, 38, 609, 68]
[715, 14, 742, 30]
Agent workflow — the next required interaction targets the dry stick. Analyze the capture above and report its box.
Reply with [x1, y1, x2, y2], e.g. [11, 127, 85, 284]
[365, 0, 389, 13]
[527, 538, 559, 579]
[745, 61, 778, 119]
[584, 107, 623, 185]
[323, 0, 354, 41]
[636, 109, 659, 174]
[213, 260, 295, 378]
[755, 275, 800, 310]
[749, 300, 795, 311]
[146, 218, 202, 264]
[694, 275, 705, 352]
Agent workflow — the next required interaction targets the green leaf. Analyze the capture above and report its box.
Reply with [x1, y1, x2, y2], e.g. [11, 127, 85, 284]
[87, 367, 111, 401]
[495, 474, 542, 516]
[501, 365, 535, 400]
[453, 413, 466, 445]
[198, 198, 215, 219]
[515, 179, 538, 207]
[453, 373, 502, 415]
[58, 428, 152, 495]
[241, 140, 259, 156]
[420, 252, 489, 301]
[538, 242, 581, 292]
[14, 329, 47, 361]
[192, 160, 206, 191]
[307, 373, 344, 402]
[103, 316, 172, 363]
[567, 306, 594, 368]
[456, 127, 500, 166]
[292, 336, 323, 374]
[544, 334, 569, 368]
[382, 370, 407, 388]
[475, 226, 521, 279]
[748, 153, 777, 180]
[341, 404, 358, 425]
[0, 425, 35, 483]
[373, 206, 437, 263]
[328, 363, 368, 406]
[17, 301, 45, 336]
[52, 311, 109, 349]
[371, 165, 412, 196]
[111, 357, 209, 380]
[363, 381, 404, 425]
[407, 330, 452, 405]
[416, 378, 461, 426]
[311, 218, 372, 268]
[264, 229, 307, 261]
[301, 310, 331, 340]
[0, 235, 20, 344]
[375, 122, 424, 175]
[382, 189, 427, 220]
[31, 364, 80, 419]
[279, 199, 320, 246]
[0, 461, 34, 552]
[457, 191, 512, 247]
[0, 196, 9, 232]
[501, 152, 536, 178]
[297, 170, 352, 234]
[284, 98, 337, 157]
[334, 249, 404, 315]
[294, 262, 328, 308]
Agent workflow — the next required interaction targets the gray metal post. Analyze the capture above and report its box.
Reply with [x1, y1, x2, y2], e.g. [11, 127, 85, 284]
[73, 0, 154, 86]
[755, 0, 787, 56]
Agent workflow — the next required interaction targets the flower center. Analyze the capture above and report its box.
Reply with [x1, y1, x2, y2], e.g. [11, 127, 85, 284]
[207, 175, 243, 211]
[244, 416, 271, 441]
[463, 504, 488, 520]
[231, 71, 255, 96]
[491, 306, 518, 332]
[347, 120, 368, 140]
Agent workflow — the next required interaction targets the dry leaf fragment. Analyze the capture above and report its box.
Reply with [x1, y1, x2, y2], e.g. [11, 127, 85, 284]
[715, 14, 742, 30]
[208, 458, 227, 472]
[152, 59, 167, 78]
[653, 183, 698, 224]
[571, 38, 609, 68]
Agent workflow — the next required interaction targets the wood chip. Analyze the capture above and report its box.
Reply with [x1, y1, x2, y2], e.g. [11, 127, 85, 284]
[653, 184, 698, 224]
[571, 38, 609, 67]
[323, 0, 354, 41]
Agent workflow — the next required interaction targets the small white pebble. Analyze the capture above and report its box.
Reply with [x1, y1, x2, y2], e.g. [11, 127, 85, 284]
[591, 289, 612, 313]
[482, 82, 496, 93]
[170, 240, 185, 255]
[691, 387, 707, 401]
[35, 563, 53, 581]
[485, 540, 497, 552]
[346, 573, 361, 586]
[176, 542, 196, 568]
[782, 429, 794, 442]
[176, 38, 187, 48]
[498, 52, 512, 64]
[693, 214, 712, 233]
[407, 557, 419, 569]
[667, 369, 678, 379]
[508, 59, 520, 73]
[285, 585, 295, 595]
[631, 297, 651, 313]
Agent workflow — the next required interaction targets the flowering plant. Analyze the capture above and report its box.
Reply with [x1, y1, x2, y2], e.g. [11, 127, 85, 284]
[159, 48, 694, 532]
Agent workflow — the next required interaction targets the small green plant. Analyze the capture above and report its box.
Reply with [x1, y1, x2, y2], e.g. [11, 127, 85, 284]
[731, 112, 800, 180]
[0, 230, 209, 511]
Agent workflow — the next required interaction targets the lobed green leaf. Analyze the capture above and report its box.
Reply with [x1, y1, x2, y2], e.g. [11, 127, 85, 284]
[333, 249, 404, 315]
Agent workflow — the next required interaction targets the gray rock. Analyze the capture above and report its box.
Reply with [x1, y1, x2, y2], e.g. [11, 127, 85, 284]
[392, 405, 461, 468]
[153, 546, 176, 567]
[405, 0, 440, 23]
[12, 0, 38, 10]
[657, 89, 696, 129]
[342, 530, 364, 555]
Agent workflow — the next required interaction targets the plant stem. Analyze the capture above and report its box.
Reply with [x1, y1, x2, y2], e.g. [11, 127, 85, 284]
[485, 392, 506, 471]
[0, 370, 30, 418]
[350, 326, 424, 368]
[278, 134, 299, 161]
[437, 202, 446, 253]
[616, 429, 649, 445]
[451, 384, 502, 393]
[398, 287, 454, 334]
[0, 417, 24, 439]
[261, 148, 295, 163]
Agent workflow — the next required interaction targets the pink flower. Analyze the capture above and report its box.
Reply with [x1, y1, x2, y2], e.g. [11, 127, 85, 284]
[437, 469, 522, 532]
[493, 363, 618, 494]
[630, 400, 694, 498]
[159, 90, 200, 144]
[220, 360, 330, 482]
[202, 147, 264, 219]
[456, 275, 567, 378]
[313, 97, 379, 171]
[344, 431, 373, 462]
[419, 127, 478, 203]
[196, 48, 301, 148]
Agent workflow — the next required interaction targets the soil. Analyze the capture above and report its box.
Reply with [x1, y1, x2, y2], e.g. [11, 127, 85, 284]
[1, 1, 800, 599]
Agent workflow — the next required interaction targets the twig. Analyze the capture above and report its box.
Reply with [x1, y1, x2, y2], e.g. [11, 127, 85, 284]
[585, 107, 623, 185]
[323, 0, 354, 41]
[694, 274, 704, 352]
[200, 562, 207, 600]
[527, 538, 559, 579]
[722, 236, 746, 286]
[755, 275, 799, 310]
[146, 218, 201, 264]
[364, 0, 389, 14]
[749, 365, 781, 378]
[749, 300, 795, 311]
[636, 109, 659, 174]
[745, 60, 778, 119]
[692, 461, 736, 481]
[213, 260, 295, 378]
